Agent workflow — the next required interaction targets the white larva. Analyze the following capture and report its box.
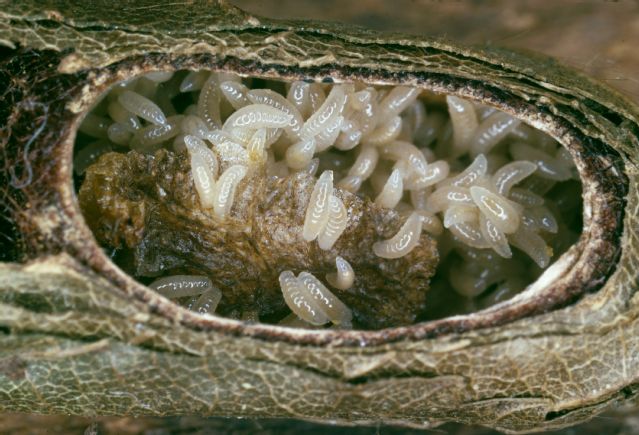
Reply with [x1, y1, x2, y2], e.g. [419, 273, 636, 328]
[298, 271, 352, 325]
[181, 115, 211, 140]
[279, 271, 329, 325]
[470, 186, 520, 234]
[510, 142, 572, 181]
[192, 287, 223, 314]
[185, 135, 219, 209]
[363, 115, 402, 146]
[308, 83, 327, 112]
[220, 81, 250, 110]
[445, 154, 488, 187]
[479, 213, 512, 258]
[106, 123, 132, 146]
[107, 100, 141, 132]
[336, 174, 363, 193]
[247, 128, 267, 162]
[326, 256, 355, 291]
[179, 70, 209, 92]
[529, 206, 559, 233]
[197, 74, 222, 130]
[285, 138, 317, 170]
[443, 205, 478, 229]
[303, 170, 334, 241]
[334, 120, 362, 151]
[130, 115, 183, 152]
[354, 87, 379, 136]
[299, 158, 320, 176]
[222, 104, 292, 130]
[301, 86, 346, 141]
[446, 95, 478, 153]
[414, 210, 444, 236]
[508, 228, 552, 268]
[410, 188, 429, 211]
[347, 146, 379, 180]
[118, 90, 168, 126]
[425, 186, 474, 213]
[314, 115, 344, 151]
[373, 212, 423, 259]
[212, 164, 248, 218]
[448, 220, 489, 249]
[492, 160, 538, 195]
[377, 86, 421, 120]
[149, 275, 212, 298]
[247, 88, 304, 140]
[317, 194, 348, 250]
[405, 160, 450, 190]
[374, 167, 404, 209]
[470, 111, 521, 155]
[145, 71, 174, 83]
[380, 141, 428, 178]
[508, 187, 545, 207]
[287, 81, 312, 119]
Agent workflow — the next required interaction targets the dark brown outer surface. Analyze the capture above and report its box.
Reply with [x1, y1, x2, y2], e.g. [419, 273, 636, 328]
[1, 1, 639, 433]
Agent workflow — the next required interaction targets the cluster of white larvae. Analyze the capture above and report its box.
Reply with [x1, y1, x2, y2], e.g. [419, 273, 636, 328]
[77, 69, 577, 325]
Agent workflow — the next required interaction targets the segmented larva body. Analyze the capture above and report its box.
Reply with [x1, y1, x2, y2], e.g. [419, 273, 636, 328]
[107, 123, 132, 145]
[179, 70, 209, 92]
[212, 164, 248, 218]
[405, 160, 449, 190]
[326, 256, 355, 291]
[279, 270, 329, 325]
[286, 138, 317, 169]
[247, 89, 304, 140]
[107, 100, 141, 132]
[118, 90, 167, 126]
[364, 115, 402, 146]
[286, 81, 312, 119]
[303, 170, 334, 241]
[197, 74, 222, 130]
[315, 115, 344, 151]
[377, 86, 421, 120]
[446, 153, 488, 187]
[149, 275, 212, 298]
[492, 161, 538, 195]
[375, 167, 404, 208]
[247, 128, 267, 162]
[471, 111, 521, 156]
[185, 135, 219, 209]
[220, 81, 250, 110]
[301, 86, 347, 141]
[222, 103, 292, 131]
[317, 194, 348, 250]
[510, 142, 573, 181]
[191, 288, 223, 315]
[470, 186, 520, 234]
[446, 95, 478, 153]
[298, 272, 352, 325]
[373, 212, 423, 259]
[145, 71, 174, 83]
[279, 271, 352, 326]
[130, 115, 183, 152]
